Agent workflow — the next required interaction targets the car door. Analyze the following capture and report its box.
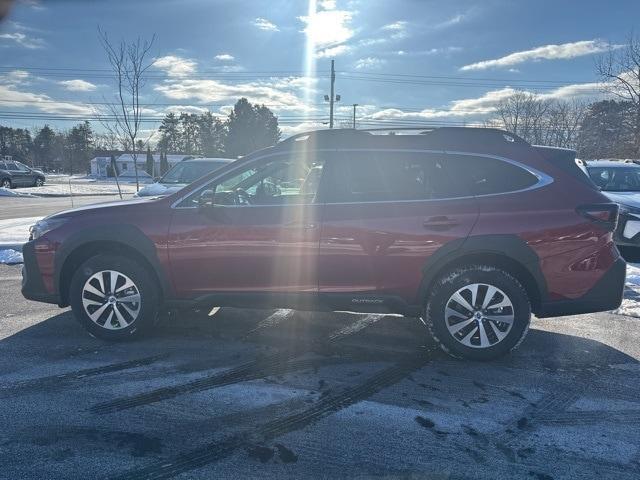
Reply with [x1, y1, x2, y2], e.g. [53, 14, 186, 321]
[13, 162, 34, 186]
[318, 150, 479, 303]
[167, 151, 328, 298]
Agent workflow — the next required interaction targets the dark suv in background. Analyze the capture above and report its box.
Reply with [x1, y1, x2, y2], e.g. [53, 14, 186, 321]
[21, 128, 625, 360]
[0, 159, 46, 188]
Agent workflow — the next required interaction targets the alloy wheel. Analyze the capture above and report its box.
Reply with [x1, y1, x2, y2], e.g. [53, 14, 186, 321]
[81, 270, 141, 330]
[36, 178, 44, 186]
[444, 283, 514, 349]
[1, 180, 10, 188]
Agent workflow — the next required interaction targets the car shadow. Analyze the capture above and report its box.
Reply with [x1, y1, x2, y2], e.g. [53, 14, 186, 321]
[1, 309, 637, 374]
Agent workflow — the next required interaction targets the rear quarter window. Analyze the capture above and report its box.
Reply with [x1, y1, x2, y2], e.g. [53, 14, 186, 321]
[447, 155, 540, 195]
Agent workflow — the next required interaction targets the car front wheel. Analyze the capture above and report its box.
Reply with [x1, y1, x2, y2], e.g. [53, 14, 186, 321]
[69, 254, 159, 341]
[424, 265, 531, 360]
[34, 177, 44, 187]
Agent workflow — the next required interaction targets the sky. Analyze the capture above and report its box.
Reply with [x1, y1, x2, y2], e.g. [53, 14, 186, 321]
[0, 0, 639, 139]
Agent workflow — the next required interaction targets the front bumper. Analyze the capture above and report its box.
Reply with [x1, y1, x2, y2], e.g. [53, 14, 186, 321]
[538, 256, 626, 318]
[21, 241, 60, 305]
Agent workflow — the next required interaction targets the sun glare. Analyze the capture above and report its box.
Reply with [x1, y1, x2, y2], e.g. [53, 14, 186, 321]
[303, 0, 318, 109]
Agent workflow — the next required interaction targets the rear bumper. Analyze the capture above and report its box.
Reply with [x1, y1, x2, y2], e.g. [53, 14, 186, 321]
[21, 241, 60, 305]
[537, 256, 626, 318]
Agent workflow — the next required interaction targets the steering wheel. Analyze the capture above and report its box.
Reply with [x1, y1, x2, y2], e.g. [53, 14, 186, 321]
[234, 188, 252, 205]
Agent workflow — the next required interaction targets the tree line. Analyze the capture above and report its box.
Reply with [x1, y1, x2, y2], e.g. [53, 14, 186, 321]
[0, 98, 281, 173]
[490, 33, 640, 160]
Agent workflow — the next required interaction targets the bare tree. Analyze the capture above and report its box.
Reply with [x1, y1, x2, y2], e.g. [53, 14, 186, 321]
[491, 92, 586, 149]
[596, 32, 640, 155]
[494, 92, 552, 145]
[97, 27, 155, 191]
[544, 100, 587, 149]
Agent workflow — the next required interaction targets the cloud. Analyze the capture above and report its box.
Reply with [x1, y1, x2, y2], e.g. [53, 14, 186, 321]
[0, 84, 94, 115]
[252, 17, 279, 32]
[3, 70, 30, 84]
[396, 47, 462, 57]
[18, 0, 45, 10]
[319, 0, 336, 10]
[164, 105, 212, 115]
[381, 20, 408, 40]
[58, 79, 97, 92]
[461, 40, 621, 71]
[154, 76, 313, 112]
[153, 55, 197, 77]
[299, 8, 354, 49]
[0, 32, 45, 49]
[354, 57, 386, 69]
[316, 44, 352, 58]
[367, 82, 608, 125]
[215, 53, 235, 61]
[433, 14, 466, 29]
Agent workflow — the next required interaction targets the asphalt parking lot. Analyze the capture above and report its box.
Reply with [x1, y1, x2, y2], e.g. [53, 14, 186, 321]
[1, 263, 639, 479]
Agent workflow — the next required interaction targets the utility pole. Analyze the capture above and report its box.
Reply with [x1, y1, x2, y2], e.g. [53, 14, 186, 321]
[324, 60, 340, 128]
[329, 60, 336, 128]
[352, 104, 358, 129]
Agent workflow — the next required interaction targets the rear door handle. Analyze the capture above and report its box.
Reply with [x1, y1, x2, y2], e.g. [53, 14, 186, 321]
[423, 216, 459, 230]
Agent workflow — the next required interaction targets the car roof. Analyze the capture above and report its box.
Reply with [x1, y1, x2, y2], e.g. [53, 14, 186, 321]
[586, 160, 640, 168]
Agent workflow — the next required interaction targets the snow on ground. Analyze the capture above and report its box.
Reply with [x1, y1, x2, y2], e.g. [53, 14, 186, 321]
[0, 216, 41, 249]
[0, 188, 36, 197]
[615, 263, 640, 318]
[16, 182, 138, 196]
[0, 249, 23, 264]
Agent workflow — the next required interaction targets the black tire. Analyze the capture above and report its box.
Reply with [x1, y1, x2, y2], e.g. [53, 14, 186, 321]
[34, 177, 44, 187]
[424, 265, 531, 361]
[1, 178, 12, 189]
[69, 254, 160, 341]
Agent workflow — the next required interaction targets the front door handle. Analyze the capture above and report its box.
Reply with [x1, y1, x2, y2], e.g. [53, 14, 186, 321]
[423, 216, 459, 230]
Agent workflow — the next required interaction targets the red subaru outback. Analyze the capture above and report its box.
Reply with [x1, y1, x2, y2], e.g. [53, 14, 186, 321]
[21, 128, 625, 360]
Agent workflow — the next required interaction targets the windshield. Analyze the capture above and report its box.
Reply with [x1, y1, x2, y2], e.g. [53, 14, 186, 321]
[160, 161, 227, 184]
[587, 166, 640, 192]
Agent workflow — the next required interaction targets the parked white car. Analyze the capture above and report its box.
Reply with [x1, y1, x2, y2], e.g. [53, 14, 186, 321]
[134, 158, 233, 197]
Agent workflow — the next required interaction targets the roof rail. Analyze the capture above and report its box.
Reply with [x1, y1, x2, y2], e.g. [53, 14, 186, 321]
[277, 126, 528, 150]
[279, 128, 371, 146]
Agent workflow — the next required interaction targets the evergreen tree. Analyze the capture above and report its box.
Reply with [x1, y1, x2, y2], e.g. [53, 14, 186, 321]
[160, 151, 169, 175]
[145, 147, 154, 176]
[158, 113, 181, 153]
[33, 125, 56, 171]
[224, 98, 281, 158]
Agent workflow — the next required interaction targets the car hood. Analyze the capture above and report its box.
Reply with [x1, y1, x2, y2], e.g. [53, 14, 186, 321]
[134, 182, 186, 197]
[46, 197, 158, 220]
[600, 191, 640, 209]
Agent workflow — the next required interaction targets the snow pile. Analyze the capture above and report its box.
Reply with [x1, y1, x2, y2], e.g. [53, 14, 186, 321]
[0, 249, 23, 264]
[614, 263, 640, 318]
[0, 188, 36, 197]
[0, 216, 41, 248]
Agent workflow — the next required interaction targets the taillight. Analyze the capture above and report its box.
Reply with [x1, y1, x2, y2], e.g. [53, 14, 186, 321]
[576, 204, 619, 231]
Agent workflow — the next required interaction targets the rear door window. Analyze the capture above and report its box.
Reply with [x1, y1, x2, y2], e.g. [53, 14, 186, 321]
[326, 151, 467, 203]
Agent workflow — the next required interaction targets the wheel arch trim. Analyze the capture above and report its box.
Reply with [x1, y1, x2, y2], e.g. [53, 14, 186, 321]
[55, 224, 171, 306]
[418, 235, 547, 313]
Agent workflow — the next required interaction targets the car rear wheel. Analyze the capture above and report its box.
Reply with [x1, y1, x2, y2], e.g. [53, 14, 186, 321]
[424, 265, 531, 360]
[1, 178, 11, 189]
[69, 254, 159, 341]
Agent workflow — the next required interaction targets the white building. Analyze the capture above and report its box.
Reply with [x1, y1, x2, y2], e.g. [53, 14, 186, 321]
[90, 154, 193, 178]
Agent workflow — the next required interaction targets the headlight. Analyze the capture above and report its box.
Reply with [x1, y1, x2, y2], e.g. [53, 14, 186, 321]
[619, 204, 640, 219]
[29, 218, 68, 241]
